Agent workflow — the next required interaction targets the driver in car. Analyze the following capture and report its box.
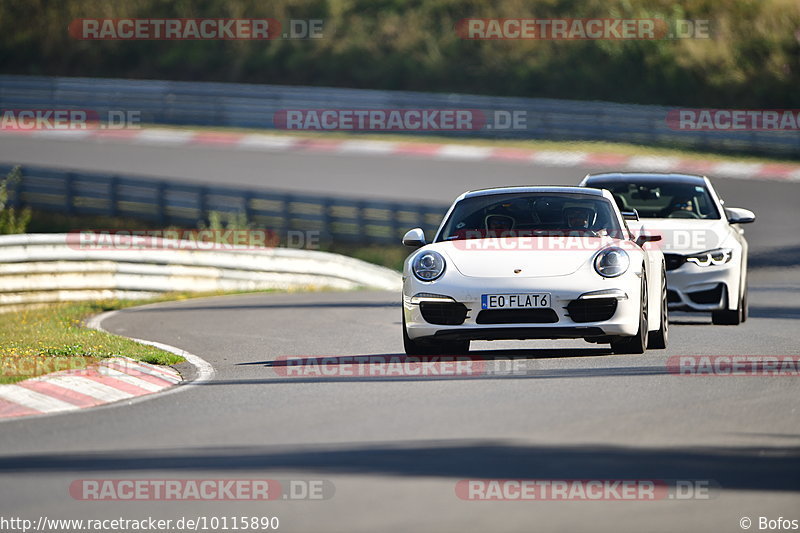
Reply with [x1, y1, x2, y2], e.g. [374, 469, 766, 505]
[669, 197, 695, 216]
[485, 214, 515, 237]
[564, 206, 595, 231]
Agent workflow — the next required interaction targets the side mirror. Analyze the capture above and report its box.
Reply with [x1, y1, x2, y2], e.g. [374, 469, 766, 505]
[621, 209, 639, 221]
[635, 229, 662, 246]
[725, 207, 755, 224]
[402, 228, 427, 247]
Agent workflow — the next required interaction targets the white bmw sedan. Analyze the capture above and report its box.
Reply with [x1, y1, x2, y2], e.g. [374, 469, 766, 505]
[401, 186, 668, 355]
[580, 173, 754, 325]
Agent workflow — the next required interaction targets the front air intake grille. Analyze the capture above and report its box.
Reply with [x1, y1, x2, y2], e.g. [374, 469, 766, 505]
[687, 284, 724, 305]
[419, 302, 469, 325]
[667, 290, 681, 303]
[664, 254, 686, 271]
[475, 308, 559, 324]
[567, 298, 618, 323]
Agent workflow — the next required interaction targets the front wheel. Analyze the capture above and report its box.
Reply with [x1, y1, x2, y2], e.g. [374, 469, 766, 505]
[647, 266, 668, 349]
[403, 313, 469, 355]
[711, 283, 746, 325]
[611, 273, 648, 355]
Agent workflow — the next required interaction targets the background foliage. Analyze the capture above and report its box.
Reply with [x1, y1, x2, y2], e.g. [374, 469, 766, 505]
[1, 0, 798, 106]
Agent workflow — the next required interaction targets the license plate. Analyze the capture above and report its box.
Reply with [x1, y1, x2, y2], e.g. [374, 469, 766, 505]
[481, 293, 551, 309]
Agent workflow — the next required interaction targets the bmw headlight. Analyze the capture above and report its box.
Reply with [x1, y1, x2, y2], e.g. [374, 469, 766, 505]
[412, 250, 446, 281]
[686, 248, 732, 267]
[594, 247, 630, 278]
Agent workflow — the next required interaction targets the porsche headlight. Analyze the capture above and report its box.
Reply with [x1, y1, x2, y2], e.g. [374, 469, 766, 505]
[594, 247, 630, 278]
[686, 248, 732, 267]
[412, 251, 446, 281]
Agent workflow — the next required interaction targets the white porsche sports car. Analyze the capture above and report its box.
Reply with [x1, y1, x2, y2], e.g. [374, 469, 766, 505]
[401, 186, 668, 355]
[580, 173, 754, 325]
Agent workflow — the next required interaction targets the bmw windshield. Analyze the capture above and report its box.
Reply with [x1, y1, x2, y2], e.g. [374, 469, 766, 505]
[588, 180, 721, 219]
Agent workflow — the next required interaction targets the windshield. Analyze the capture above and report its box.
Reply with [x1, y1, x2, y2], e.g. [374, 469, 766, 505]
[437, 193, 623, 242]
[589, 180, 721, 220]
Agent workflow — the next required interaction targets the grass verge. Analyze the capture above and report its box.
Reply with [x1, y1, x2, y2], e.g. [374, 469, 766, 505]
[0, 298, 188, 385]
[0, 288, 337, 385]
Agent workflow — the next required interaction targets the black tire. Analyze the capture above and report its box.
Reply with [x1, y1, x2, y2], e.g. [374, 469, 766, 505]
[432, 340, 470, 355]
[647, 265, 668, 350]
[611, 273, 648, 355]
[741, 280, 748, 323]
[403, 321, 429, 355]
[402, 313, 470, 355]
[711, 283, 745, 326]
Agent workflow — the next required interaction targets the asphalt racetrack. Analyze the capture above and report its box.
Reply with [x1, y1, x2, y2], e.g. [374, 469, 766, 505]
[0, 134, 798, 532]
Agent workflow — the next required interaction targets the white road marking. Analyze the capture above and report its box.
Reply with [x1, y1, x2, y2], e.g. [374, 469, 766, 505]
[133, 129, 195, 145]
[710, 162, 763, 178]
[236, 134, 299, 151]
[436, 145, 493, 160]
[29, 129, 94, 140]
[531, 151, 589, 166]
[627, 156, 681, 171]
[336, 140, 397, 155]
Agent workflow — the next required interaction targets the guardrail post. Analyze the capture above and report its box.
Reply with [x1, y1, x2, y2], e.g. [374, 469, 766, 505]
[243, 192, 254, 223]
[417, 206, 427, 234]
[389, 203, 400, 242]
[108, 176, 119, 217]
[156, 182, 167, 225]
[356, 200, 366, 243]
[65, 172, 76, 215]
[281, 194, 291, 236]
[321, 198, 332, 244]
[199, 186, 209, 221]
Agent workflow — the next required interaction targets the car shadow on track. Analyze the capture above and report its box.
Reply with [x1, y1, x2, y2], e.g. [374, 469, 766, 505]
[669, 305, 800, 324]
[0, 440, 797, 494]
[749, 306, 800, 320]
[239, 348, 614, 365]
[210, 351, 672, 385]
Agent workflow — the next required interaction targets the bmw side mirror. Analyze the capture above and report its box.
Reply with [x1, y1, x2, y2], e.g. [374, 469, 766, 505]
[621, 210, 639, 221]
[725, 207, 755, 224]
[402, 228, 427, 247]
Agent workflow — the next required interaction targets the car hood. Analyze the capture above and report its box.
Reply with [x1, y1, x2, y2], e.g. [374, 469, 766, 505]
[628, 218, 732, 254]
[429, 237, 624, 278]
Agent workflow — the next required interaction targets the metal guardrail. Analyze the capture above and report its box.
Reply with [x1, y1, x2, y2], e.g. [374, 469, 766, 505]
[0, 164, 448, 245]
[0, 75, 798, 156]
[0, 234, 402, 311]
